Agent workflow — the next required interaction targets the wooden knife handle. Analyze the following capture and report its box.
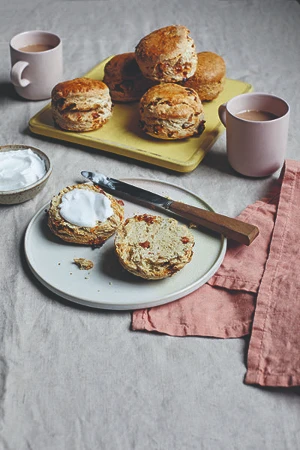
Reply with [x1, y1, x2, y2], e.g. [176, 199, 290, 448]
[169, 201, 259, 246]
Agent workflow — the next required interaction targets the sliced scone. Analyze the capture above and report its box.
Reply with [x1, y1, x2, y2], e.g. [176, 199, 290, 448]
[47, 183, 124, 245]
[114, 214, 195, 280]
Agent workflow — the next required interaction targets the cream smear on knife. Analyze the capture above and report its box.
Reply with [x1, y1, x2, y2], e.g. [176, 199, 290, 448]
[0, 148, 46, 191]
[59, 188, 113, 227]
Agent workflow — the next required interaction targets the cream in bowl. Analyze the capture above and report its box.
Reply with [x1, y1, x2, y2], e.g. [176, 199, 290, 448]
[0, 144, 52, 204]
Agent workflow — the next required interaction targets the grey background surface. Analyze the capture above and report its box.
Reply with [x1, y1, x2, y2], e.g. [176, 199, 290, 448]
[1, 1, 300, 449]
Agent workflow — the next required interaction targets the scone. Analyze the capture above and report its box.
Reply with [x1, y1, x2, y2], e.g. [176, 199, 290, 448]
[103, 53, 156, 102]
[139, 83, 205, 140]
[114, 214, 195, 280]
[51, 77, 112, 132]
[182, 52, 226, 101]
[47, 183, 124, 245]
[135, 25, 197, 82]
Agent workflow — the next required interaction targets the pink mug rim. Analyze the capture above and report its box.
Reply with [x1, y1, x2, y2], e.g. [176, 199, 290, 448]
[226, 92, 290, 123]
[10, 30, 61, 54]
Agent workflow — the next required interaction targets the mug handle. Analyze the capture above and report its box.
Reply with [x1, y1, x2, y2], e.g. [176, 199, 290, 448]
[218, 103, 227, 127]
[10, 61, 30, 87]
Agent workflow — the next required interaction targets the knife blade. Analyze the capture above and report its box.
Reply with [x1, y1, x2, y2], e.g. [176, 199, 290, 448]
[81, 171, 259, 246]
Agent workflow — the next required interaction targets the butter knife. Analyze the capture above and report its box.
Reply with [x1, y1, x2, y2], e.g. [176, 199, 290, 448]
[81, 171, 259, 246]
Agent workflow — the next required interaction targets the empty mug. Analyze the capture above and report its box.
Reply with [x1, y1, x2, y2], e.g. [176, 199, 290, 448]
[218, 92, 290, 177]
[10, 30, 63, 100]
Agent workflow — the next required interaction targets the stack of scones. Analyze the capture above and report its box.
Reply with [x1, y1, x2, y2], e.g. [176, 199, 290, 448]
[51, 25, 226, 140]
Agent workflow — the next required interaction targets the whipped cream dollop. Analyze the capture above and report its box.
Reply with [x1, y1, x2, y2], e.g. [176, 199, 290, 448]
[59, 188, 113, 227]
[0, 148, 46, 191]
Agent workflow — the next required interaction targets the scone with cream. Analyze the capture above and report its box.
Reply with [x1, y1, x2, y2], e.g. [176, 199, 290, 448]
[135, 25, 197, 82]
[114, 214, 195, 280]
[103, 53, 156, 102]
[47, 183, 124, 245]
[182, 52, 226, 101]
[51, 77, 112, 132]
[139, 83, 205, 140]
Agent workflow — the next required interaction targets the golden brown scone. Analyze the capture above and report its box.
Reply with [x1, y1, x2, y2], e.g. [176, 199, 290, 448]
[182, 52, 226, 101]
[51, 77, 112, 132]
[114, 214, 195, 280]
[139, 83, 205, 140]
[103, 53, 156, 102]
[47, 183, 124, 245]
[135, 25, 197, 82]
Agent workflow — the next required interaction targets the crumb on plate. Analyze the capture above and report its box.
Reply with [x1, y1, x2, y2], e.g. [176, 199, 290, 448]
[73, 258, 94, 271]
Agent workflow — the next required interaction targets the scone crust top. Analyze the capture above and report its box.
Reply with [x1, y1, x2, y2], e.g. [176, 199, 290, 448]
[114, 214, 195, 280]
[136, 25, 192, 60]
[135, 25, 197, 82]
[52, 77, 109, 104]
[140, 83, 203, 120]
[47, 183, 124, 246]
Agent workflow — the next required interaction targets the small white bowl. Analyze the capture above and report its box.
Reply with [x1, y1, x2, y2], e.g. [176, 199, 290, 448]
[0, 144, 52, 205]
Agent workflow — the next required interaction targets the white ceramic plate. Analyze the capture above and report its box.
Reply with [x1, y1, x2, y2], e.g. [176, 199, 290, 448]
[24, 178, 227, 310]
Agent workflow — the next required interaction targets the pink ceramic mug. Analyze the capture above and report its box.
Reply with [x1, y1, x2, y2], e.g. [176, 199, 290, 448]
[218, 92, 290, 177]
[10, 30, 63, 100]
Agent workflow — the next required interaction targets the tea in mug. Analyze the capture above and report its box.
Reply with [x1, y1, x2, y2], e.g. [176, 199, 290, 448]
[19, 44, 55, 52]
[236, 110, 278, 121]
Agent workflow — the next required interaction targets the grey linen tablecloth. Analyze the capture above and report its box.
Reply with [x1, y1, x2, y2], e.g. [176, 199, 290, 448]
[1, 0, 300, 449]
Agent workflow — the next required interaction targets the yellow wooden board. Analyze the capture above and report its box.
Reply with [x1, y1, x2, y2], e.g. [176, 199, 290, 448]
[29, 57, 253, 173]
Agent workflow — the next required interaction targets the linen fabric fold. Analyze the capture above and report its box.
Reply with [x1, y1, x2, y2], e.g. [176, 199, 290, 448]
[131, 160, 300, 388]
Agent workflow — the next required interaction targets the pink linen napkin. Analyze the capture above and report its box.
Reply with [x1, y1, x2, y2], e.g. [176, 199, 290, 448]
[132, 160, 300, 387]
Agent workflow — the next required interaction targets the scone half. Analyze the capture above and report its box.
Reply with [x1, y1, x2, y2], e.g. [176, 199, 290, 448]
[114, 214, 195, 280]
[51, 77, 112, 132]
[48, 183, 124, 245]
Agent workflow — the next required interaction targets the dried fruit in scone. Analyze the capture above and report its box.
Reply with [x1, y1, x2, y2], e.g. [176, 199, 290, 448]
[47, 183, 124, 245]
[103, 52, 156, 102]
[51, 77, 112, 132]
[114, 214, 195, 280]
[181, 52, 226, 101]
[139, 83, 205, 140]
[135, 25, 197, 82]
